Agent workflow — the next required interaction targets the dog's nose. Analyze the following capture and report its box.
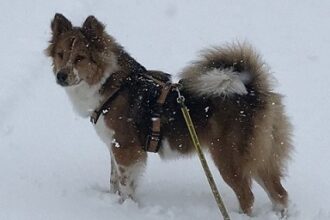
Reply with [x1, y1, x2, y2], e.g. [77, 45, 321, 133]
[56, 72, 68, 85]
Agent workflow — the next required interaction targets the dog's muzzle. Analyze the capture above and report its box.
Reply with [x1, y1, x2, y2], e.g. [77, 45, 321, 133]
[56, 72, 69, 86]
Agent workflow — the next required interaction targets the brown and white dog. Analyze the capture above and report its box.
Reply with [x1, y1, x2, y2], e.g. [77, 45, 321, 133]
[46, 13, 293, 215]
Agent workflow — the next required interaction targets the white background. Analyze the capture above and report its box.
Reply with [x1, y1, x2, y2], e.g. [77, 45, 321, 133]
[0, 0, 329, 219]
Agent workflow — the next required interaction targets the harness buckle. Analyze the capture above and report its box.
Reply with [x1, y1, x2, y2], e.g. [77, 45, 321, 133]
[144, 133, 161, 152]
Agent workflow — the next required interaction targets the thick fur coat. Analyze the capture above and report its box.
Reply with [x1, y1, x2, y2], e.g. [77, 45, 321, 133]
[46, 14, 293, 215]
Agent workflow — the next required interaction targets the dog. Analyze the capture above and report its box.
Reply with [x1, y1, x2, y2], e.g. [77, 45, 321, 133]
[45, 13, 293, 215]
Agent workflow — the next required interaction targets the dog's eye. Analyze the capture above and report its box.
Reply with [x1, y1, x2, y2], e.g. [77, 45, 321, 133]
[57, 52, 64, 59]
[75, 55, 86, 64]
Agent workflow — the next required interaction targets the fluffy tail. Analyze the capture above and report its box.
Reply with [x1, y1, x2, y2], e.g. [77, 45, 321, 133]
[180, 42, 273, 97]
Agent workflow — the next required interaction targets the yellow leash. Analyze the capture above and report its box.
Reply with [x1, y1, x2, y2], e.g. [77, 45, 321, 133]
[176, 88, 231, 220]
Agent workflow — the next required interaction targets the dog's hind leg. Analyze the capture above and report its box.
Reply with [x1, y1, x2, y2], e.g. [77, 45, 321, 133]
[111, 144, 147, 203]
[221, 169, 254, 215]
[254, 95, 291, 214]
[209, 145, 254, 215]
[255, 169, 288, 213]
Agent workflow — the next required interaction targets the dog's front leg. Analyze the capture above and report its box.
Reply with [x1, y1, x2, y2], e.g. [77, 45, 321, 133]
[109, 155, 119, 194]
[111, 141, 147, 203]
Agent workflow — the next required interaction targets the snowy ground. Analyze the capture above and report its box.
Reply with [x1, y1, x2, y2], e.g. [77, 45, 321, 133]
[1, 0, 330, 219]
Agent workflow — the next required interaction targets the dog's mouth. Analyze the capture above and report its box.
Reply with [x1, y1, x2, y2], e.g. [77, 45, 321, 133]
[57, 79, 82, 87]
[56, 79, 69, 87]
[56, 72, 82, 87]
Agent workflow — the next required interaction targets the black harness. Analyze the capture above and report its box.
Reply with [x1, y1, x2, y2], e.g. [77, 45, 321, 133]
[90, 69, 176, 153]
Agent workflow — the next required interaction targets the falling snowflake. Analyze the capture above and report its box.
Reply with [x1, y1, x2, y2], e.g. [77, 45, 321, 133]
[112, 139, 120, 148]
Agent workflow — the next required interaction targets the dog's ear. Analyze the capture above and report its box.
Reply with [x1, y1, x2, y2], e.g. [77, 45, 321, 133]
[82, 16, 105, 39]
[51, 13, 72, 36]
[82, 16, 106, 51]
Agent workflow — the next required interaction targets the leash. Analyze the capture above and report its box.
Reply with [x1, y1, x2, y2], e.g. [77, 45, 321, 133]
[175, 87, 231, 220]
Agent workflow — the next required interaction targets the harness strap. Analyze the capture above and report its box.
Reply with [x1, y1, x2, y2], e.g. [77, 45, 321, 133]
[90, 70, 176, 153]
[90, 71, 126, 124]
[144, 83, 173, 152]
[90, 85, 121, 124]
[142, 74, 167, 87]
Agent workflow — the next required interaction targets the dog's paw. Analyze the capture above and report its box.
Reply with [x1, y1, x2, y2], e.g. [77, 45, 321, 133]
[118, 195, 137, 204]
[109, 182, 119, 194]
[273, 203, 289, 219]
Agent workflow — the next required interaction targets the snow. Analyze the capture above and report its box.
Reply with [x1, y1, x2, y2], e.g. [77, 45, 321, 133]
[1, 0, 330, 219]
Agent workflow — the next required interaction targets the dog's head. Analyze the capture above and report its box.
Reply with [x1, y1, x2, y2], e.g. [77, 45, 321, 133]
[46, 14, 116, 87]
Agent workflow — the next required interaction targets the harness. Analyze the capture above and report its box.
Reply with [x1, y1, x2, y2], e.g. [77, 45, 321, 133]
[90, 70, 231, 219]
[90, 71, 177, 153]
[143, 78, 174, 152]
[90, 71, 124, 125]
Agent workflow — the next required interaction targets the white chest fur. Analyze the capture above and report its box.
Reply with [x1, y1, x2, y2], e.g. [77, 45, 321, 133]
[65, 81, 102, 118]
[94, 115, 115, 146]
[64, 81, 115, 146]
[64, 67, 114, 118]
